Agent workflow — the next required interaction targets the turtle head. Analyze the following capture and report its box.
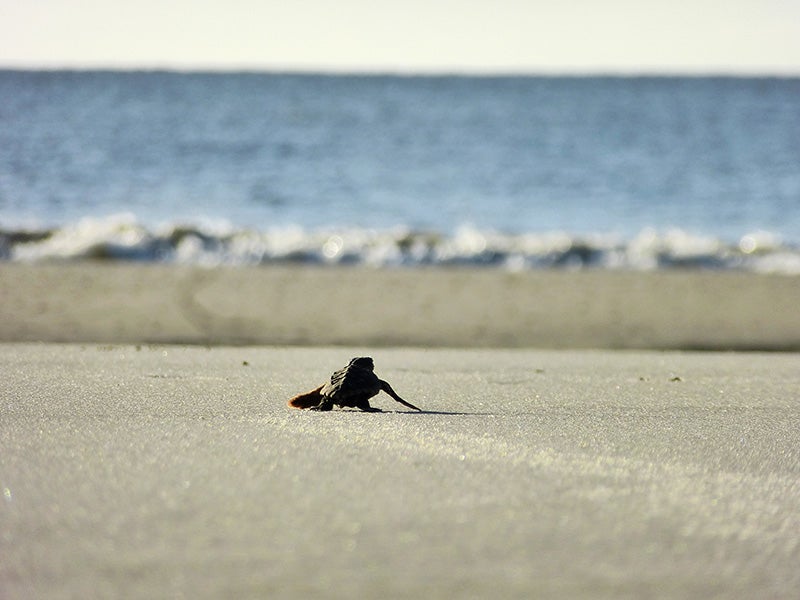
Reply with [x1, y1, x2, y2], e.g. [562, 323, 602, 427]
[349, 357, 374, 371]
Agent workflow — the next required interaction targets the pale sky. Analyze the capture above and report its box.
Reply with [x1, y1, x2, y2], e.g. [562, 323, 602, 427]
[1, 0, 799, 74]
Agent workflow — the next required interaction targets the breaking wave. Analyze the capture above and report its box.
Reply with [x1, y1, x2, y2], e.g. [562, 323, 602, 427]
[2, 214, 799, 274]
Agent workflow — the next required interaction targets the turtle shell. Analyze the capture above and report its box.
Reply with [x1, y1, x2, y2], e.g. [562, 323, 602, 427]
[320, 357, 381, 402]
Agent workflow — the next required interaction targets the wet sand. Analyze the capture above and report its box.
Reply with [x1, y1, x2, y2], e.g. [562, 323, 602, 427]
[1, 263, 799, 349]
[2, 344, 799, 599]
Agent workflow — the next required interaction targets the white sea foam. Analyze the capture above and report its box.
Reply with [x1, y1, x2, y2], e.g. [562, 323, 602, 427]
[2, 214, 799, 274]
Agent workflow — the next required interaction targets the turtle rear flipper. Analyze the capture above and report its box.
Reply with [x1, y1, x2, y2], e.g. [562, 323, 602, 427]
[288, 384, 325, 409]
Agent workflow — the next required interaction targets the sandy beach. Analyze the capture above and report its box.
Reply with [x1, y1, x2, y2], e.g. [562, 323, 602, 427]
[2, 263, 800, 598]
[2, 343, 800, 599]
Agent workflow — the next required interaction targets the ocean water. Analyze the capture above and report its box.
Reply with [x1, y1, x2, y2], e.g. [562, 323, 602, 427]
[1, 70, 799, 272]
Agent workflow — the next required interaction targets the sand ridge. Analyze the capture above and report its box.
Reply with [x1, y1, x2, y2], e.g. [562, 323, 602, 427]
[1, 263, 799, 349]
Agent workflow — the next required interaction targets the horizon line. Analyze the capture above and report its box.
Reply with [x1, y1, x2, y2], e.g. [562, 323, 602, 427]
[2, 63, 799, 79]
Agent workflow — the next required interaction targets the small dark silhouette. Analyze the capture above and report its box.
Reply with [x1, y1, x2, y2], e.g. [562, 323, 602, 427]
[288, 357, 422, 412]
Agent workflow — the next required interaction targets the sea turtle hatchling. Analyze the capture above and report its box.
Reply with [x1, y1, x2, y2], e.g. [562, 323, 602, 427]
[288, 357, 422, 412]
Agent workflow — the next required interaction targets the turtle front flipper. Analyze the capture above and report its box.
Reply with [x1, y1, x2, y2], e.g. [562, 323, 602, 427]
[356, 398, 382, 412]
[379, 380, 422, 411]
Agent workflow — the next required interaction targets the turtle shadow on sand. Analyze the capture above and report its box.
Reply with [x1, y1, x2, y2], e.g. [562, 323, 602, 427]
[315, 408, 495, 416]
[398, 409, 495, 416]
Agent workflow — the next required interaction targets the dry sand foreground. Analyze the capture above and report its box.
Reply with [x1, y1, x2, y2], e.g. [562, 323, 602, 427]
[2, 344, 799, 599]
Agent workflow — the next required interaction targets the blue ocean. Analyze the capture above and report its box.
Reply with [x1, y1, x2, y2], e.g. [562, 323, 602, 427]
[1, 70, 798, 272]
